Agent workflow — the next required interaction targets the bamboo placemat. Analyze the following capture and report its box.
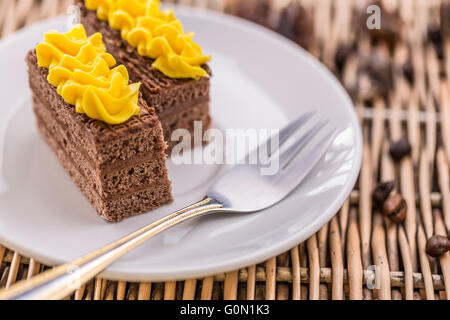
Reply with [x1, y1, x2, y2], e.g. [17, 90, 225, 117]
[0, 0, 449, 300]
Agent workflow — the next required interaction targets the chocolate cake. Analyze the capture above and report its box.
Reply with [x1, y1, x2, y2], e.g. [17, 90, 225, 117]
[26, 49, 172, 222]
[76, 0, 212, 152]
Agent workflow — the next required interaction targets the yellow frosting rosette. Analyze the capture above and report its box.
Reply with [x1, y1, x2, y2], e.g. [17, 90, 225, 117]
[36, 24, 141, 125]
[85, 0, 212, 79]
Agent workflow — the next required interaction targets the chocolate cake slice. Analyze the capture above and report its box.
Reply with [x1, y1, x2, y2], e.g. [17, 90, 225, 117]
[26, 50, 172, 222]
[76, 0, 211, 152]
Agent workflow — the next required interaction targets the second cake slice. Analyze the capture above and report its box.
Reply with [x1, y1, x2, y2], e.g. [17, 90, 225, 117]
[77, 0, 212, 152]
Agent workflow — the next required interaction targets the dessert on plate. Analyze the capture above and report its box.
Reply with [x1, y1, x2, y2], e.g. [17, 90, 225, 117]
[76, 0, 212, 151]
[26, 1, 212, 222]
[26, 24, 172, 222]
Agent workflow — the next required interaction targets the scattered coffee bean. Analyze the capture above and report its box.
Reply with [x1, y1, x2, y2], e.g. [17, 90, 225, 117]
[355, 52, 391, 100]
[373, 181, 395, 205]
[277, 1, 313, 49]
[402, 59, 414, 84]
[428, 27, 444, 60]
[426, 235, 450, 258]
[383, 193, 407, 223]
[389, 139, 411, 161]
[225, 0, 271, 28]
[335, 44, 354, 73]
[428, 27, 442, 44]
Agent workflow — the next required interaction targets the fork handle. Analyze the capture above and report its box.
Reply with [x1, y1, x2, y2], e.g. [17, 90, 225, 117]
[0, 198, 223, 300]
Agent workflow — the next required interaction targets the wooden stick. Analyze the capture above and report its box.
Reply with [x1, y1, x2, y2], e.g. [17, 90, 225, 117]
[329, 216, 344, 300]
[290, 246, 301, 301]
[372, 214, 391, 300]
[420, 149, 435, 238]
[265, 258, 276, 300]
[359, 141, 373, 269]
[398, 226, 414, 300]
[306, 235, 320, 300]
[223, 271, 238, 300]
[437, 149, 450, 233]
[6, 252, 21, 289]
[138, 282, 152, 300]
[182, 279, 196, 300]
[347, 208, 363, 299]
[164, 281, 176, 300]
[417, 225, 435, 299]
[208, 265, 446, 290]
[246, 265, 256, 300]
[349, 190, 444, 207]
[200, 277, 213, 300]
[434, 210, 450, 299]
[116, 281, 126, 300]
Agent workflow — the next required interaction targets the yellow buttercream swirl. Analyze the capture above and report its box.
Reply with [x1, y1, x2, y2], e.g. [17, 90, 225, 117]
[85, 0, 211, 79]
[36, 24, 141, 125]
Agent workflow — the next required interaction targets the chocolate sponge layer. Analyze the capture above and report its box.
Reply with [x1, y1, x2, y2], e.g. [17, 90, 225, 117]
[32, 94, 169, 198]
[76, 0, 212, 153]
[27, 51, 173, 222]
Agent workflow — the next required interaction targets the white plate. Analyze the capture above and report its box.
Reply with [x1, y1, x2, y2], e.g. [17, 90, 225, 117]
[0, 6, 362, 281]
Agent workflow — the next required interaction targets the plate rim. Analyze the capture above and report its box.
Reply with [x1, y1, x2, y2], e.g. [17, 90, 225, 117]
[0, 6, 362, 282]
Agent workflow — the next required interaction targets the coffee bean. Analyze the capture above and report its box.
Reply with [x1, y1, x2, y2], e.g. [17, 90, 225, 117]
[335, 44, 354, 73]
[402, 59, 414, 83]
[428, 27, 442, 44]
[428, 27, 444, 60]
[389, 139, 411, 161]
[426, 235, 450, 258]
[383, 193, 407, 223]
[277, 1, 313, 49]
[356, 52, 391, 99]
[373, 181, 395, 205]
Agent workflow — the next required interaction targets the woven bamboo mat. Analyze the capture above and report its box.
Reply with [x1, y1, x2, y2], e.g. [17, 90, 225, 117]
[0, 0, 449, 300]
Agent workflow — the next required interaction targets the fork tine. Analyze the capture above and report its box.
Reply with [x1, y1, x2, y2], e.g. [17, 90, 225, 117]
[279, 119, 329, 169]
[279, 128, 338, 186]
[267, 111, 315, 157]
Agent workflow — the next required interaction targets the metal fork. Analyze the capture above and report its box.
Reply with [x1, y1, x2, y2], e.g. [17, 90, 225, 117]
[0, 112, 337, 300]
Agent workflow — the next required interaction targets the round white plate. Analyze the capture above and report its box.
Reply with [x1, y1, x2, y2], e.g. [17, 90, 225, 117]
[0, 6, 362, 281]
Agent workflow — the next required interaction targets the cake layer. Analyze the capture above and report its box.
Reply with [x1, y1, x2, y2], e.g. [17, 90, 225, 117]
[27, 51, 167, 168]
[33, 93, 169, 198]
[36, 116, 172, 222]
[27, 47, 173, 221]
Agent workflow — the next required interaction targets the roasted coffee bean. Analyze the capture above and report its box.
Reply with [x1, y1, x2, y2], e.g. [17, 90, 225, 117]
[355, 52, 391, 99]
[428, 27, 443, 45]
[225, 0, 271, 28]
[402, 59, 414, 83]
[372, 181, 395, 205]
[383, 193, 407, 223]
[389, 139, 411, 161]
[335, 44, 354, 72]
[277, 1, 313, 49]
[428, 27, 444, 60]
[426, 235, 450, 258]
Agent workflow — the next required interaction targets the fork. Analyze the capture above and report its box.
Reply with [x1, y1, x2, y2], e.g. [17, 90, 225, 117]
[0, 112, 337, 300]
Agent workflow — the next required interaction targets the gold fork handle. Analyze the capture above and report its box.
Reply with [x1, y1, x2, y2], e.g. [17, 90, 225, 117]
[0, 198, 223, 300]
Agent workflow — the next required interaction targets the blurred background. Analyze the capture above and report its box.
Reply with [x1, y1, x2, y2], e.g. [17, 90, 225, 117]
[0, 0, 449, 300]
[1, 0, 448, 107]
